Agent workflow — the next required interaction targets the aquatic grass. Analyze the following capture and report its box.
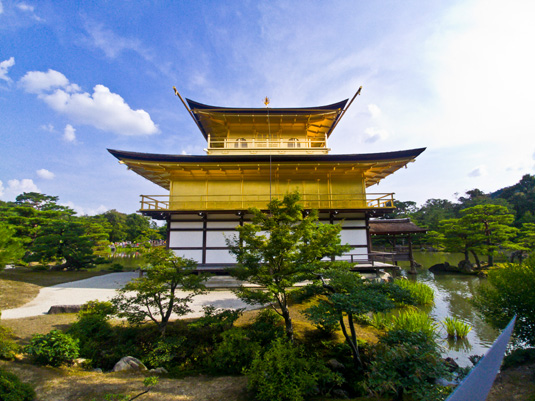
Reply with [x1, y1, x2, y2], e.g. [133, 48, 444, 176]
[372, 308, 438, 338]
[394, 279, 435, 306]
[443, 317, 472, 339]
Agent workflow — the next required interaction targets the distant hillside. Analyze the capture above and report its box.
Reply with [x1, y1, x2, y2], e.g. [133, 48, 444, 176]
[491, 174, 535, 226]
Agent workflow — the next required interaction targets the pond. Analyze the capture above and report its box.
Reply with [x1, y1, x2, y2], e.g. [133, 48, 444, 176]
[399, 251, 499, 367]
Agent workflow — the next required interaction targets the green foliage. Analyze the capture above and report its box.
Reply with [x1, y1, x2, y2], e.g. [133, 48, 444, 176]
[306, 269, 415, 367]
[246, 338, 343, 401]
[502, 348, 535, 370]
[365, 330, 449, 401]
[188, 305, 242, 333]
[227, 191, 350, 341]
[25, 330, 79, 367]
[113, 247, 208, 336]
[373, 309, 438, 339]
[0, 325, 20, 360]
[0, 368, 36, 401]
[210, 328, 261, 374]
[442, 317, 472, 338]
[68, 301, 116, 368]
[473, 255, 535, 346]
[0, 221, 24, 269]
[142, 336, 187, 369]
[248, 308, 285, 346]
[394, 279, 435, 306]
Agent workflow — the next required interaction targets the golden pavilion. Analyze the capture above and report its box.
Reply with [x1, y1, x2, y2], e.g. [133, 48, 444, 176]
[108, 88, 425, 269]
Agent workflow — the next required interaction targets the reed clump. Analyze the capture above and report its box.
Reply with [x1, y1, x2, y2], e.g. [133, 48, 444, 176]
[372, 308, 438, 338]
[394, 279, 435, 306]
[443, 317, 472, 339]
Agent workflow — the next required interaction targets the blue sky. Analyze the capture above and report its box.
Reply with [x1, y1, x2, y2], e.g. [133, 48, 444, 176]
[1, 0, 534, 215]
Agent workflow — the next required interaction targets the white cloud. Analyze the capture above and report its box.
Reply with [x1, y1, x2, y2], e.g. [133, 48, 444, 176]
[84, 21, 150, 60]
[63, 124, 76, 142]
[0, 179, 40, 201]
[0, 181, 3, 197]
[20, 69, 158, 136]
[0, 1, 3, 14]
[0, 57, 15, 82]
[181, 150, 188, 155]
[40, 124, 55, 132]
[16, 3, 34, 12]
[19, 69, 77, 94]
[368, 104, 381, 119]
[468, 165, 488, 178]
[61, 201, 108, 216]
[363, 127, 389, 143]
[36, 169, 54, 180]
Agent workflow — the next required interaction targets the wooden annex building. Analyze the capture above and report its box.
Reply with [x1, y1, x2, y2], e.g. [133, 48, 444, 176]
[109, 88, 425, 270]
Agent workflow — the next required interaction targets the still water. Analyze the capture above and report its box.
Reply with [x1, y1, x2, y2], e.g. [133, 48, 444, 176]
[400, 252, 499, 367]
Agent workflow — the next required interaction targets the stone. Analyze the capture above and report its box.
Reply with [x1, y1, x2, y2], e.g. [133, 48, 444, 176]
[429, 262, 457, 274]
[47, 305, 82, 314]
[332, 389, 350, 399]
[326, 358, 345, 370]
[443, 357, 460, 372]
[93, 368, 103, 373]
[112, 356, 148, 372]
[149, 367, 168, 375]
[458, 260, 475, 274]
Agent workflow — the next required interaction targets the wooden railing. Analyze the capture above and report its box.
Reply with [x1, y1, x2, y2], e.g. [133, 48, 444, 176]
[207, 136, 327, 150]
[139, 193, 395, 211]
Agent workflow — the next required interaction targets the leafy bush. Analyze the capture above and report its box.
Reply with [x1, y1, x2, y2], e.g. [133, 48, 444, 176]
[304, 300, 339, 334]
[0, 325, 19, 360]
[365, 330, 449, 401]
[473, 256, 535, 346]
[395, 279, 435, 306]
[246, 338, 343, 401]
[68, 301, 116, 368]
[142, 336, 187, 369]
[188, 305, 243, 333]
[210, 328, 261, 374]
[248, 308, 285, 347]
[502, 348, 535, 370]
[25, 330, 79, 367]
[0, 368, 36, 401]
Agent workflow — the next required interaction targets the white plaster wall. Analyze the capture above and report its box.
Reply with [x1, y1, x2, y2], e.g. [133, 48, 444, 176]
[168, 231, 203, 248]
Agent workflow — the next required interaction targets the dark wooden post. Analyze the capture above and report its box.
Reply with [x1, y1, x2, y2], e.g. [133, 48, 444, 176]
[408, 233, 417, 275]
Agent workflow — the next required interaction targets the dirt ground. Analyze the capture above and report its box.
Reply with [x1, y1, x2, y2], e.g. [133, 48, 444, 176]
[1, 361, 249, 401]
[486, 362, 535, 401]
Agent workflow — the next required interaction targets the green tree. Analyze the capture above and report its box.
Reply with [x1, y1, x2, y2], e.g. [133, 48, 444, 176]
[112, 247, 208, 336]
[412, 198, 457, 231]
[0, 221, 24, 270]
[473, 255, 535, 346]
[226, 192, 350, 341]
[27, 218, 109, 270]
[306, 269, 414, 367]
[459, 204, 517, 266]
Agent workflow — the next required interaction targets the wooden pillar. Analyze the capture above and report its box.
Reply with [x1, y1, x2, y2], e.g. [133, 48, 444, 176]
[408, 233, 417, 275]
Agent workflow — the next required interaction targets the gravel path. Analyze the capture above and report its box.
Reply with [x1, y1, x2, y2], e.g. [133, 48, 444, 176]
[1, 272, 258, 320]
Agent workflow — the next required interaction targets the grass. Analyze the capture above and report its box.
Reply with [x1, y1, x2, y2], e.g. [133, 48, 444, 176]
[394, 279, 435, 306]
[0, 267, 110, 310]
[443, 317, 472, 339]
[372, 308, 438, 338]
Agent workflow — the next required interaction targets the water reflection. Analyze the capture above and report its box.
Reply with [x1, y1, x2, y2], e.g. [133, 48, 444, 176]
[400, 252, 499, 367]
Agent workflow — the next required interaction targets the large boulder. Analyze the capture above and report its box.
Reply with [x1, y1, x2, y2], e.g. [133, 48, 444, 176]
[429, 262, 457, 274]
[112, 356, 148, 372]
[47, 305, 82, 314]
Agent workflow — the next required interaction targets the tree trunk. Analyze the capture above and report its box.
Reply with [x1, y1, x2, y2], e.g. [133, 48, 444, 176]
[281, 305, 294, 342]
[470, 250, 481, 269]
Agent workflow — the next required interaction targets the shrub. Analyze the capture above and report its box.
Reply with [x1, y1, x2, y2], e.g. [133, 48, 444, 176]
[304, 300, 340, 334]
[366, 330, 449, 401]
[0, 325, 19, 360]
[142, 336, 187, 369]
[188, 305, 243, 333]
[502, 348, 535, 370]
[394, 279, 435, 306]
[248, 308, 285, 347]
[0, 368, 36, 401]
[246, 338, 343, 401]
[210, 328, 261, 374]
[25, 330, 79, 367]
[473, 256, 535, 346]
